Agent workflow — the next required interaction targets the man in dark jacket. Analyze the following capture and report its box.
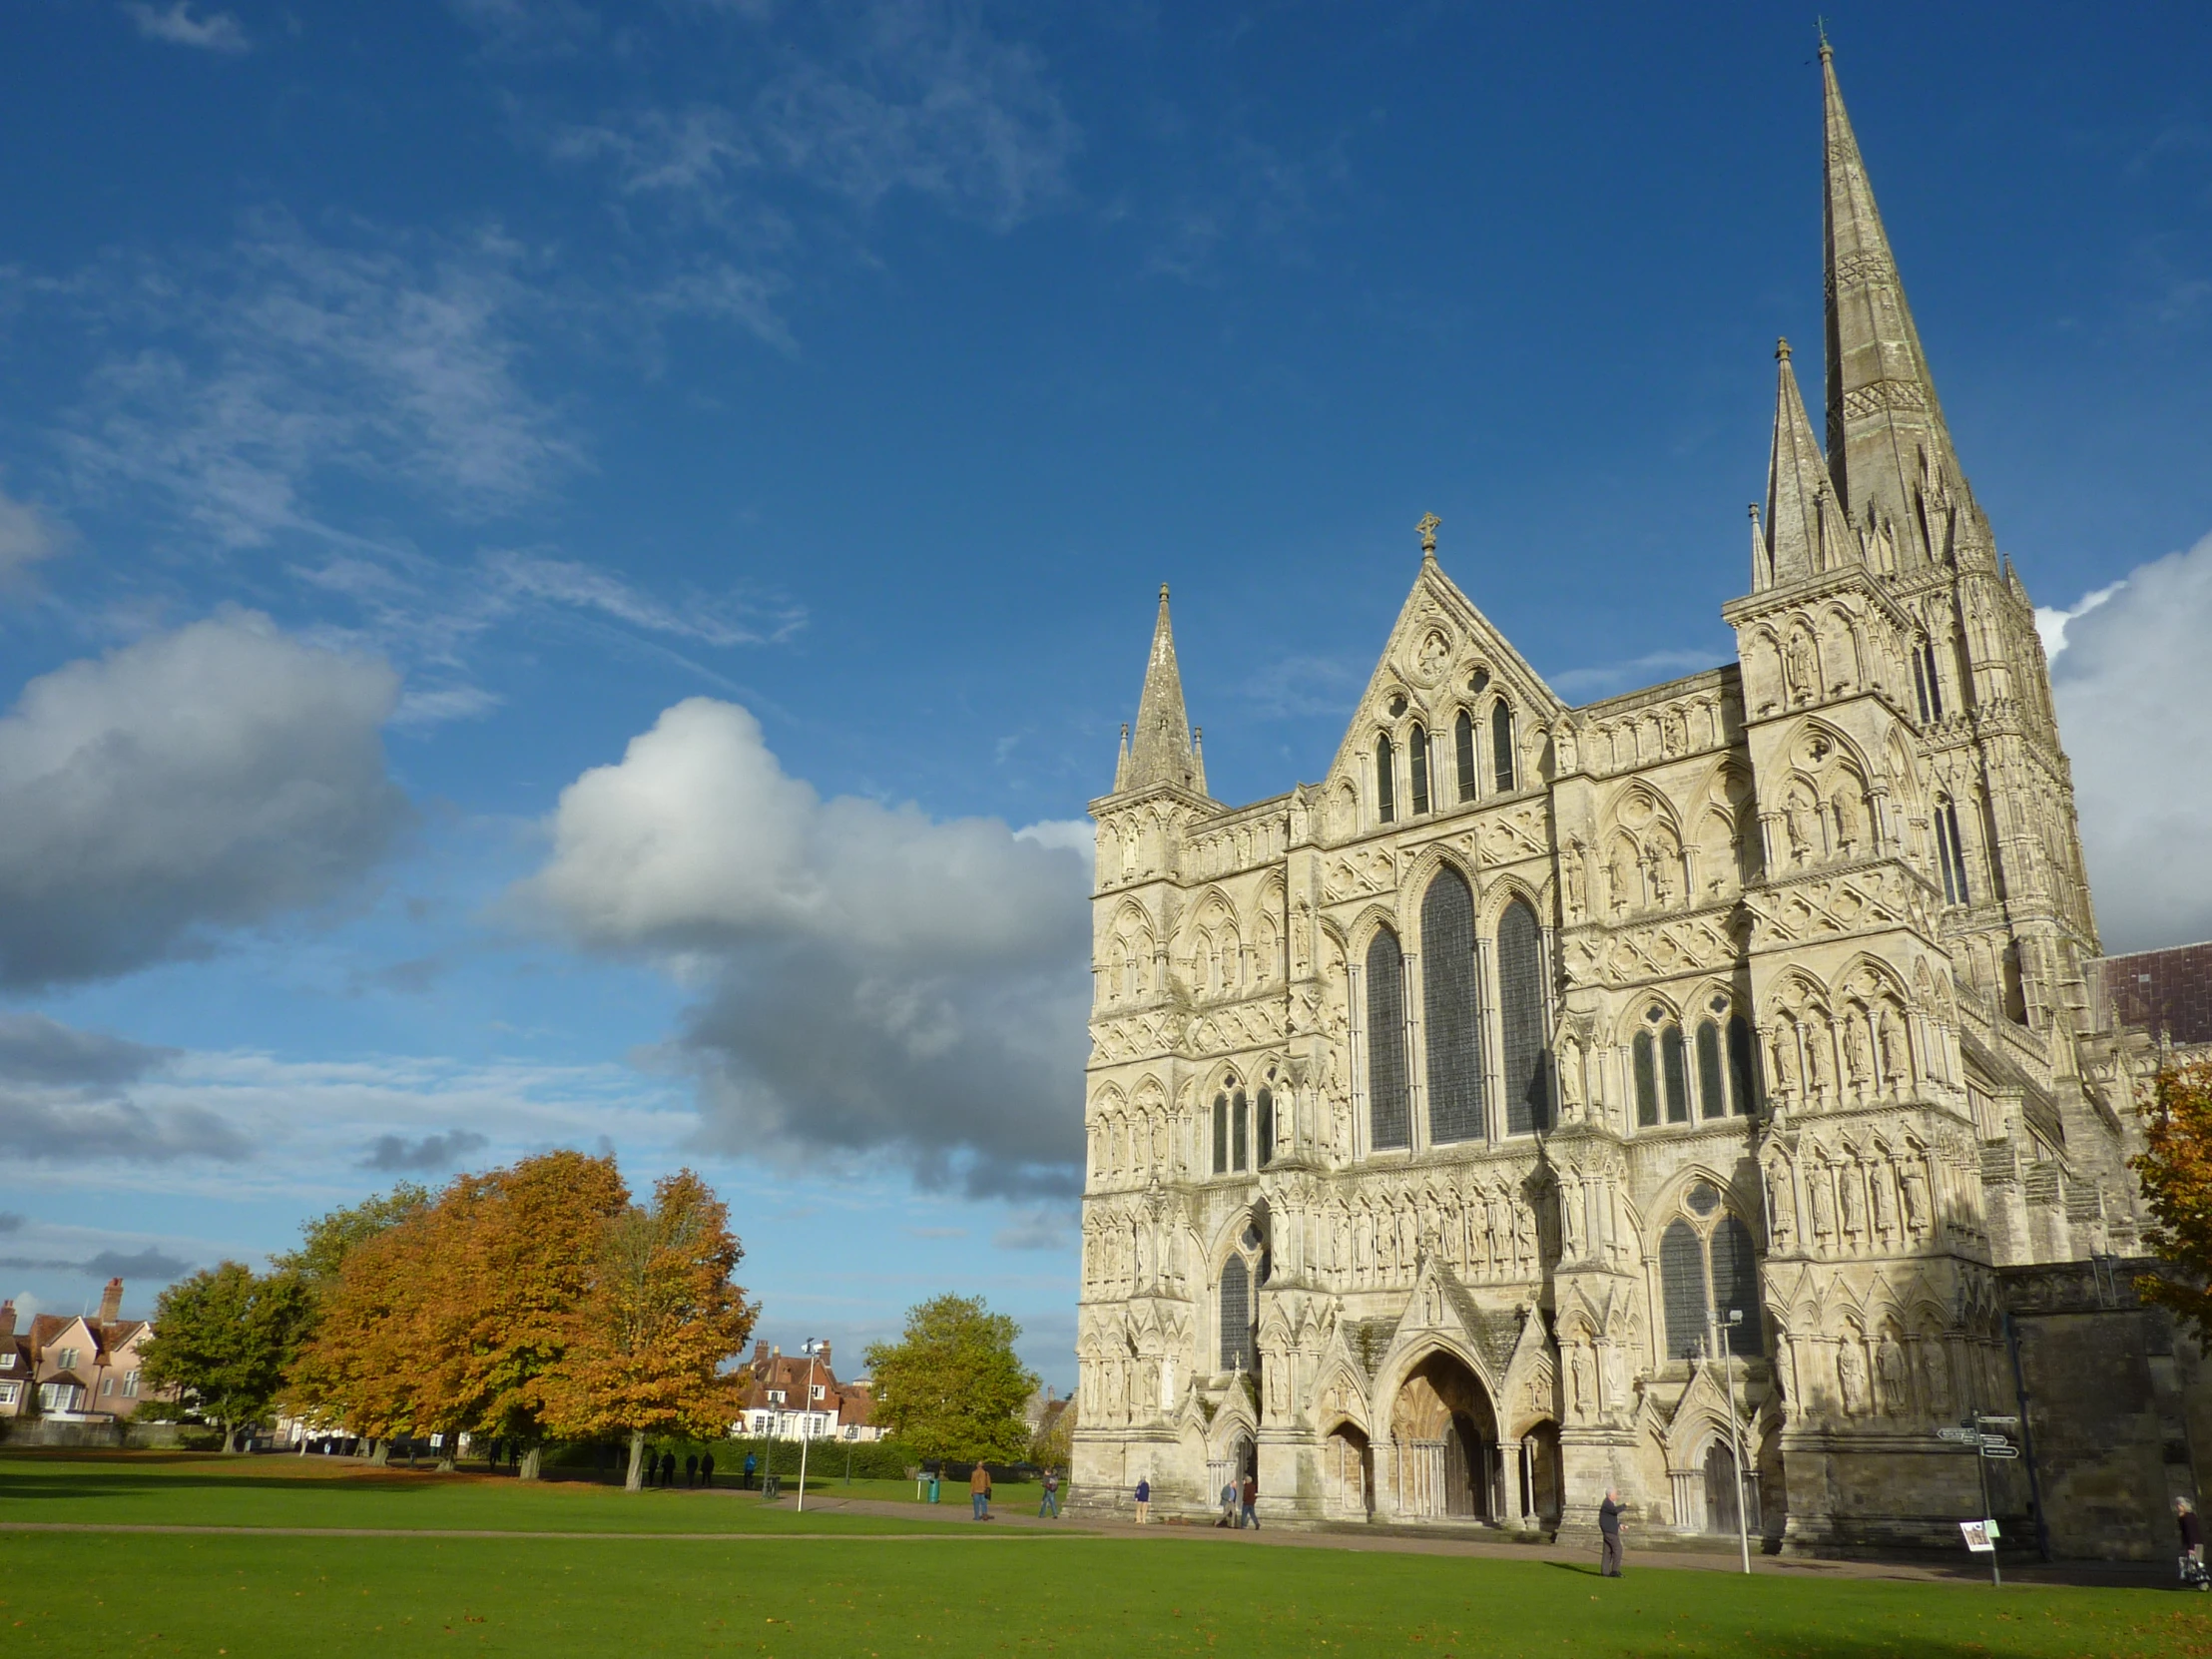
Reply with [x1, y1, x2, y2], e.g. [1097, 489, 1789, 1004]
[1598, 1488, 1624, 1576]
[701, 1451, 716, 1488]
[1239, 1472, 1260, 1530]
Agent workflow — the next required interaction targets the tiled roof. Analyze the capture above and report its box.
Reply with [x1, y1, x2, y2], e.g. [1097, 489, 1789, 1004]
[2096, 941, 2212, 1047]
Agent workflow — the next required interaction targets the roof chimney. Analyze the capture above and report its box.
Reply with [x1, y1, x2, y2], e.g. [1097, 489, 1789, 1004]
[753, 1340, 770, 1368]
[99, 1278, 124, 1326]
[0, 1300, 15, 1339]
[815, 1341, 830, 1370]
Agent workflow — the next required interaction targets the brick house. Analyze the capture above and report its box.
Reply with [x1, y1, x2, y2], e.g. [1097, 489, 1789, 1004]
[2, 1280, 155, 1421]
[735, 1341, 885, 1441]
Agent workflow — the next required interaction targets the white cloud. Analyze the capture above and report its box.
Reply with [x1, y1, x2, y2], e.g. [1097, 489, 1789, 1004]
[125, 2, 251, 54]
[0, 488, 67, 591]
[514, 698, 1091, 1196]
[2033, 580, 2123, 659]
[0, 610, 412, 987]
[2048, 530, 2212, 951]
[1548, 648, 1727, 702]
[484, 549, 804, 647]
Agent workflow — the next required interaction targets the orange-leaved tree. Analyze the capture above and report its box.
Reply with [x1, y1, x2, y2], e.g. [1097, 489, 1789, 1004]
[544, 1169, 756, 1490]
[287, 1196, 450, 1461]
[433, 1150, 629, 1478]
[2132, 1060, 2212, 1338]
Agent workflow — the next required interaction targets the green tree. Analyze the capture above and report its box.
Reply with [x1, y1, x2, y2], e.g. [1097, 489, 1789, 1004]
[863, 1295, 1037, 1464]
[276, 1184, 430, 1288]
[2134, 1061, 2212, 1336]
[139, 1262, 313, 1450]
[276, 1183, 431, 1451]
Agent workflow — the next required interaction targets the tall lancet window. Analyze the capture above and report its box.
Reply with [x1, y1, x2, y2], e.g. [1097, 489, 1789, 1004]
[1409, 724, 1430, 816]
[1491, 701, 1517, 793]
[1421, 869, 1483, 1144]
[1366, 928, 1410, 1151]
[1218, 1255, 1253, 1372]
[1497, 898, 1548, 1135]
[1935, 799, 1970, 905]
[1376, 734, 1396, 824]
[1454, 710, 1477, 803]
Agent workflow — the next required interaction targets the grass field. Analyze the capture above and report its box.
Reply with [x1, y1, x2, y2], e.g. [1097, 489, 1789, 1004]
[3, 1453, 2207, 1658]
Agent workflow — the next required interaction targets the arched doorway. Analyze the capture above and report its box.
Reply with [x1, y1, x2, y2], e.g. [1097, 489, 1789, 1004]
[1703, 1439, 1740, 1535]
[1324, 1421, 1373, 1518]
[1512, 1421, 1562, 1528]
[1389, 1351, 1501, 1520]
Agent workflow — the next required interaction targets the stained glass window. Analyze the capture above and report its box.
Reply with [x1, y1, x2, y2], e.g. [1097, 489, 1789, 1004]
[1634, 1030, 1659, 1127]
[1727, 1016, 1758, 1115]
[1454, 710, 1476, 802]
[1409, 724, 1430, 815]
[1711, 1218, 1764, 1357]
[1219, 1256, 1254, 1371]
[1256, 1087, 1274, 1168]
[1662, 1023, 1690, 1123]
[1212, 1093, 1228, 1174]
[1697, 1020, 1727, 1119]
[1422, 870, 1483, 1144]
[1491, 702, 1516, 793]
[1367, 929, 1410, 1150]
[1232, 1088, 1250, 1171]
[1376, 735, 1395, 824]
[1661, 1220, 1710, 1360]
[1498, 898, 1548, 1135]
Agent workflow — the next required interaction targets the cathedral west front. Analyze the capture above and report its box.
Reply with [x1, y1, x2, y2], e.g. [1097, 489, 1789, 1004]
[1069, 45, 2201, 1557]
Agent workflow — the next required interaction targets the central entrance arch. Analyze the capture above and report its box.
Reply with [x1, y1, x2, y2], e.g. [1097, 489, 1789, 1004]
[1389, 1350, 1502, 1520]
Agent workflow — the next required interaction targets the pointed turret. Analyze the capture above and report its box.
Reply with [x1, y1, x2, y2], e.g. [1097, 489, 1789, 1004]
[1821, 42, 1982, 567]
[1119, 585, 1204, 796]
[1760, 337, 1847, 589]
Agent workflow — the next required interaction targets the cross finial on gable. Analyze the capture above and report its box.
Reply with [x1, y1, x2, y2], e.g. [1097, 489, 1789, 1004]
[1416, 513, 1440, 559]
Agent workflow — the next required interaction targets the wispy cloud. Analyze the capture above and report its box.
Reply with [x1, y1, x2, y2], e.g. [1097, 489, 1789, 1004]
[0, 488, 68, 593]
[125, 2, 251, 54]
[1237, 652, 1366, 720]
[1547, 648, 1726, 702]
[359, 1128, 489, 1172]
[484, 549, 805, 647]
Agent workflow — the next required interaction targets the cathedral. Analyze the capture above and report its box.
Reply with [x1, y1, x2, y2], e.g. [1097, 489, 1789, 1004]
[1070, 45, 2199, 1557]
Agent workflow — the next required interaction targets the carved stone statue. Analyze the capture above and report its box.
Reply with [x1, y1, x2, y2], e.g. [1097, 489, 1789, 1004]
[1568, 1346, 1591, 1417]
[1803, 1024, 1831, 1099]
[1599, 1342, 1627, 1411]
[1845, 1013, 1874, 1089]
[1876, 1334, 1910, 1416]
[1878, 1016, 1909, 1090]
[1786, 631, 1817, 700]
[1871, 1162, 1898, 1235]
[1557, 1036, 1584, 1120]
[1810, 1166, 1838, 1239]
[1833, 785, 1863, 850]
[1901, 1162, 1932, 1235]
[1840, 1164, 1867, 1236]
[1772, 1025, 1802, 1097]
[1837, 1339, 1871, 1416]
[1766, 1162, 1798, 1249]
[1609, 840, 1638, 913]
[1512, 1204, 1535, 1275]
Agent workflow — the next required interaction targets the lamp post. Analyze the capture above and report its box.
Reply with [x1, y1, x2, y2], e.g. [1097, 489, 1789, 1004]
[1719, 1308, 1752, 1575]
[797, 1340, 825, 1515]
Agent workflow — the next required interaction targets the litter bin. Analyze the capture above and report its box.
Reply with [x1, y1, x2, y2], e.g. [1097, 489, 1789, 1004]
[927, 1473, 941, 1504]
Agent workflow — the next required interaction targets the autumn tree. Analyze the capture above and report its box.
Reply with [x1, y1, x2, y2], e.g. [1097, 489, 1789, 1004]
[542, 1169, 757, 1490]
[276, 1184, 429, 1438]
[864, 1295, 1037, 1465]
[140, 1262, 313, 1450]
[2133, 1060, 2212, 1337]
[287, 1201, 448, 1462]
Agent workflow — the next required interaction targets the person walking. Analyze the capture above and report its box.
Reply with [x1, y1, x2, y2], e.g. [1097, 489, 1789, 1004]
[969, 1462, 993, 1521]
[1038, 1468, 1060, 1519]
[1133, 1476, 1151, 1524]
[1218, 1478, 1238, 1527]
[1239, 1472, 1259, 1530]
[685, 1453, 699, 1489]
[742, 1451, 757, 1491]
[1598, 1487, 1625, 1577]
[701, 1451, 715, 1489]
[2179, 1496, 2207, 1588]
[661, 1450, 678, 1489]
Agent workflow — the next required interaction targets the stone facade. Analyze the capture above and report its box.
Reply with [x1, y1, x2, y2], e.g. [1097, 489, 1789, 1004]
[1070, 45, 2197, 1556]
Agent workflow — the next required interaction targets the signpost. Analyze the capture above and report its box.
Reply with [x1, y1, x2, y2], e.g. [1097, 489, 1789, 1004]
[1937, 1412, 2017, 1586]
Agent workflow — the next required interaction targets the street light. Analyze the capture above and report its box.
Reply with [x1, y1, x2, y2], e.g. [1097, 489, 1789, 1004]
[797, 1340, 826, 1515]
[1716, 1307, 1752, 1575]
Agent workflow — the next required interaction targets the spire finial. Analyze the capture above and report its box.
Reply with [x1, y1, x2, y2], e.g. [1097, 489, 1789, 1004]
[1776, 336, 1792, 361]
[1416, 512, 1440, 559]
[1158, 582, 1170, 603]
[1817, 15, 1831, 55]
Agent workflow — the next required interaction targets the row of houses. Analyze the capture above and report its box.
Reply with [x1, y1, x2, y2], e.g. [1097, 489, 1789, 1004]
[0, 1279, 155, 1424]
[733, 1341, 885, 1441]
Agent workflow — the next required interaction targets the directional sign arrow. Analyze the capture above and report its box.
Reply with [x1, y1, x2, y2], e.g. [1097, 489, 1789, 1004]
[1936, 1427, 1979, 1443]
[1978, 1445, 2020, 1459]
[1978, 1434, 2012, 1449]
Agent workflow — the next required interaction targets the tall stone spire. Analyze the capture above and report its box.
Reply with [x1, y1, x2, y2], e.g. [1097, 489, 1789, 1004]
[1117, 584, 1203, 795]
[1821, 41, 1982, 569]
[1760, 337, 1846, 589]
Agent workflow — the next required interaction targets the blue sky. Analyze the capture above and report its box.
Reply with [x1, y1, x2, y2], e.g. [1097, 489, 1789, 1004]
[2, 1, 2208, 1385]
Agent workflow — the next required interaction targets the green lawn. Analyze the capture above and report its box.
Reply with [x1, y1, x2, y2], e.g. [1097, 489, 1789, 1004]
[2, 1453, 2205, 1658]
[0, 1451, 929, 1533]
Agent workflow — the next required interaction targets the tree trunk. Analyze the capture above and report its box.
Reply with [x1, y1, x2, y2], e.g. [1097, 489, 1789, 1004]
[224, 1423, 243, 1453]
[520, 1443, 543, 1482]
[369, 1438, 390, 1466]
[626, 1428, 647, 1492]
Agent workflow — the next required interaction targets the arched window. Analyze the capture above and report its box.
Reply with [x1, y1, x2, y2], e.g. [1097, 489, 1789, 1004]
[1453, 710, 1477, 802]
[1376, 734, 1396, 824]
[1633, 1029, 1659, 1127]
[1212, 1091, 1230, 1175]
[1935, 799, 1970, 904]
[1912, 643, 1934, 723]
[1490, 701, 1517, 793]
[1421, 870, 1483, 1144]
[1256, 1086, 1275, 1168]
[1409, 724, 1430, 816]
[1711, 1218, 1763, 1356]
[1727, 1015, 1759, 1116]
[1662, 1023, 1690, 1123]
[1660, 1220, 1710, 1360]
[1218, 1255, 1254, 1372]
[1696, 1020, 1727, 1120]
[1232, 1087, 1250, 1172]
[1920, 641, 1944, 720]
[2000, 943, 2028, 1025]
[1497, 898, 1548, 1135]
[1366, 929, 1410, 1151]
